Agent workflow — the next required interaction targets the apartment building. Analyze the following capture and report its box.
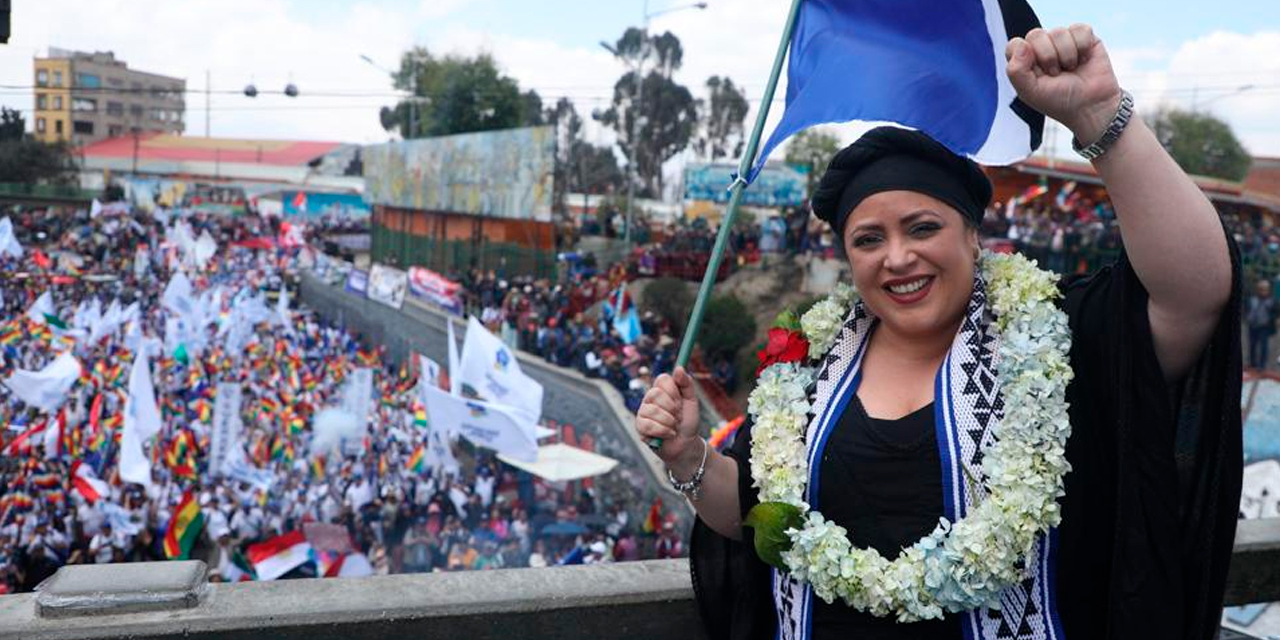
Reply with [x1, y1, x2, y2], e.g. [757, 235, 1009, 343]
[33, 48, 185, 146]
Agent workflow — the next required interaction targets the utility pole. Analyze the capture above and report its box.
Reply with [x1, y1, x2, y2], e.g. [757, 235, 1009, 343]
[205, 69, 211, 137]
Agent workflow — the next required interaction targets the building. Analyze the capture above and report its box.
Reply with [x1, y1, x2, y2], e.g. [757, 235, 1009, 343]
[32, 47, 185, 146]
[77, 133, 363, 213]
[1246, 156, 1280, 202]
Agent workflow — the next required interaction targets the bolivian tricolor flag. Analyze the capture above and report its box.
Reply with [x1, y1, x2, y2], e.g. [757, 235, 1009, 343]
[164, 491, 206, 560]
[0, 323, 21, 346]
[407, 445, 427, 474]
[286, 413, 306, 436]
[412, 403, 427, 429]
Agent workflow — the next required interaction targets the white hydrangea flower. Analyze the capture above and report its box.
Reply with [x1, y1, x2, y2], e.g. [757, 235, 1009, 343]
[750, 252, 1073, 621]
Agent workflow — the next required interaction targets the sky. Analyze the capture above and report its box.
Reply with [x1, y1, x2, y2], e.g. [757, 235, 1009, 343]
[1, 0, 1278, 168]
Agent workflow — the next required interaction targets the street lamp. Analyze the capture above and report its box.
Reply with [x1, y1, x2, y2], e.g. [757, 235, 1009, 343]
[601, 0, 708, 248]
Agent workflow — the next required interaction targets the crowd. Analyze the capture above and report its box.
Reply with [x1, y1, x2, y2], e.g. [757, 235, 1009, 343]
[0, 204, 681, 595]
[457, 265, 682, 415]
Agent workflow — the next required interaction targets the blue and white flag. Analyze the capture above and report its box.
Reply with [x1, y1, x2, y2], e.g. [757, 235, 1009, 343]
[750, 0, 1043, 182]
[421, 384, 538, 463]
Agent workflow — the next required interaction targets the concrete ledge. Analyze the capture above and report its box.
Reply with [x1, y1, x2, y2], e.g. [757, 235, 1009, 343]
[35, 560, 207, 619]
[0, 560, 705, 640]
[1225, 517, 1280, 606]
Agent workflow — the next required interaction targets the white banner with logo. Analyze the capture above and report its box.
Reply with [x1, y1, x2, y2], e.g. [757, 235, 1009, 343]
[367, 264, 408, 309]
[210, 382, 243, 478]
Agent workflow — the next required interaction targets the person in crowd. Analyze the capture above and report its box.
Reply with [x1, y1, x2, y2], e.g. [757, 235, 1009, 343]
[1246, 278, 1278, 369]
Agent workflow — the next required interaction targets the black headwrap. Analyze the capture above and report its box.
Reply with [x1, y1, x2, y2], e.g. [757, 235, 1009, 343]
[810, 127, 993, 236]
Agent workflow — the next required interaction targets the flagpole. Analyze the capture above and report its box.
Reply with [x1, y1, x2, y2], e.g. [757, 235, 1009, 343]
[648, 0, 804, 451]
[676, 0, 804, 370]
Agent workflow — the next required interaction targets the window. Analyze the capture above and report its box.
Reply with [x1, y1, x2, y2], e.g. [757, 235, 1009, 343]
[55, 120, 63, 134]
[108, 125, 123, 137]
[36, 94, 47, 110]
[36, 117, 45, 132]
[52, 96, 62, 110]
[36, 69, 48, 86]
[75, 73, 101, 88]
[106, 101, 124, 116]
[73, 121, 94, 135]
[130, 104, 143, 117]
[53, 70, 62, 87]
[107, 76, 123, 87]
[72, 97, 97, 112]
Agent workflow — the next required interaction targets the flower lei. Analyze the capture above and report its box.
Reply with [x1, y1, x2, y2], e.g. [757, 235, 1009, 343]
[743, 251, 1073, 622]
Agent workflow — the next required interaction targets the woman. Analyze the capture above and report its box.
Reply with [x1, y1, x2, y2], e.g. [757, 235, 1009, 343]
[636, 24, 1240, 640]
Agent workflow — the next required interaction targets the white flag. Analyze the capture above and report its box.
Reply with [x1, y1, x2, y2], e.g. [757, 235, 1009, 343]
[210, 383, 244, 478]
[162, 271, 194, 317]
[421, 384, 538, 463]
[341, 368, 374, 436]
[424, 427, 460, 476]
[26, 291, 54, 324]
[447, 319, 461, 396]
[275, 284, 294, 335]
[3, 351, 82, 412]
[119, 352, 163, 487]
[0, 217, 23, 258]
[418, 355, 441, 391]
[458, 316, 543, 423]
[194, 231, 218, 268]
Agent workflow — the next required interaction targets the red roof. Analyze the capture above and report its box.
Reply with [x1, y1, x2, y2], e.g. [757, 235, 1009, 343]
[1012, 156, 1280, 210]
[80, 133, 343, 167]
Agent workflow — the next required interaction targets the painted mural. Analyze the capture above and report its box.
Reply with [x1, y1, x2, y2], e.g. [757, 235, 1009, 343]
[363, 125, 555, 222]
[683, 162, 806, 208]
[282, 191, 370, 220]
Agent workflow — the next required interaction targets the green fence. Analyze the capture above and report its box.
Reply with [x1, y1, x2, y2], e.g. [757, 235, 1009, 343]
[0, 182, 97, 202]
[372, 224, 557, 279]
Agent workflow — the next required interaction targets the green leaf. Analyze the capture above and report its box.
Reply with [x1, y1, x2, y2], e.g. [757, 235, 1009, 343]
[743, 501, 804, 570]
[772, 309, 801, 332]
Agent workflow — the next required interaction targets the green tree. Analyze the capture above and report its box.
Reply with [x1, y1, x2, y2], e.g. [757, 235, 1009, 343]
[0, 108, 76, 185]
[643, 277, 694, 333]
[598, 27, 699, 199]
[694, 76, 749, 162]
[785, 129, 842, 199]
[571, 142, 623, 195]
[699, 294, 757, 362]
[1148, 107, 1251, 181]
[379, 47, 545, 139]
[0, 107, 23, 142]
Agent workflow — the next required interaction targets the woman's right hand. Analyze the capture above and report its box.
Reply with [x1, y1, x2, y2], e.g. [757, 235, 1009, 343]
[635, 366, 703, 473]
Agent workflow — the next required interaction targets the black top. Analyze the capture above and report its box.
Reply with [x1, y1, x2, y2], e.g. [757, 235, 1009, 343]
[811, 398, 961, 639]
[689, 246, 1243, 640]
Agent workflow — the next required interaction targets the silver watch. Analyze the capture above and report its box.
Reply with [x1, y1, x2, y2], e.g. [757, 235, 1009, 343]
[1072, 90, 1134, 161]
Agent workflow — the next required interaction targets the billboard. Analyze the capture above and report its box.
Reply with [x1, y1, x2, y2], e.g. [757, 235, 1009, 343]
[684, 162, 806, 208]
[364, 126, 555, 222]
[408, 266, 463, 315]
[283, 191, 370, 220]
[367, 264, 408, 310]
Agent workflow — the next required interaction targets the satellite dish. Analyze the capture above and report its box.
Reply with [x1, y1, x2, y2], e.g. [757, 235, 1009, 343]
[243, 84, 258, 98]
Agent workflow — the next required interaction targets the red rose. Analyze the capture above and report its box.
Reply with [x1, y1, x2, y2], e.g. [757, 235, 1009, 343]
[756, 328, 810, 375]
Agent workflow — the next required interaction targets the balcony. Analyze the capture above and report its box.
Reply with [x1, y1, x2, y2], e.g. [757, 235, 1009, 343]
[1, 517, 1277, 639]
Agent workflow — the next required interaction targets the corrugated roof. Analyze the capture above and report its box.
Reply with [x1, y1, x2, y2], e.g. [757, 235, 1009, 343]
[80, 133, 344, 167]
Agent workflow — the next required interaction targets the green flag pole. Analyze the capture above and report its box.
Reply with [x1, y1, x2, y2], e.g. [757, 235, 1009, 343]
[651, 0, 805, 452]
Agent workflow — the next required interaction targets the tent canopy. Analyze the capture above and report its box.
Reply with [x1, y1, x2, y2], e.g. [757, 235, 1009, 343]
[498, 443, 619, 482]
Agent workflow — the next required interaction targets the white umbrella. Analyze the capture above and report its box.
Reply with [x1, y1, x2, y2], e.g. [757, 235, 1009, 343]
[498, 443, 619, 482]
